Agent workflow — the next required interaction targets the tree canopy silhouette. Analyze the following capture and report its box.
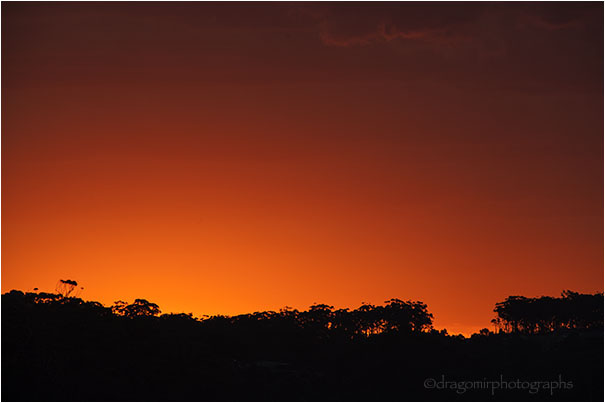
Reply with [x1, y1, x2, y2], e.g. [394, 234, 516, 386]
[2, 288, 603, 401]
[112, 298, 162, 318]
[55, 279, 81, 298]
[492, 290, 603, 333]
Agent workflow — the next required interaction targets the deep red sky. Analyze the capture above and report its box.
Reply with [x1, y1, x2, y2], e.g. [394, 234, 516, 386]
[2, 2, 603, 335]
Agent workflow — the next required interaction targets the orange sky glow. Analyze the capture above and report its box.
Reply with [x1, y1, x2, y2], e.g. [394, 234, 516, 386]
[2, 3, 603, 335]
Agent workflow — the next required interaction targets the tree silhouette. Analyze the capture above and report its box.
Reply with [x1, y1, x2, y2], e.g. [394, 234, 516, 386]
[112, 298, 161, 318]
[55, 279, 80, 298]
[492, 291, 603, 333]
[1, 288, 603, 401]
[354, 303, 385, 336]
[303, 304, 334, 333]
[382, 298, 434, 333]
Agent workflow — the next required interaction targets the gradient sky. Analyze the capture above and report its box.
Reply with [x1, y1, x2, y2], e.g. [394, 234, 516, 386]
[2, 2, 603, 335]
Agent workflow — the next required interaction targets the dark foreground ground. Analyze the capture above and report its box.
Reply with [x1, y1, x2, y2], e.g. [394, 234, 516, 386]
[2, 292, 603, 401]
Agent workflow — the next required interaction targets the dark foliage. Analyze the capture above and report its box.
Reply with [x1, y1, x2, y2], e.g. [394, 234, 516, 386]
[2, 290, 603, 401]
[492, 291, 604, 334]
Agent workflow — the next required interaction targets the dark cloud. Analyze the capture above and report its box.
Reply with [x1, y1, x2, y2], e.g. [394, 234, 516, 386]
[296, 3, 600, 52]
[281, 3, 602, 93]
[301, 3, 481, 47]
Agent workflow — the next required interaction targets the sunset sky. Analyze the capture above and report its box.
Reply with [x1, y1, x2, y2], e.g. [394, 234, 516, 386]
[2, 2, 603, 335]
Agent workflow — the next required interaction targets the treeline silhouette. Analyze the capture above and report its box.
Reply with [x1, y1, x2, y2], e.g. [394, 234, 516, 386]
[2, 288, 603, 401]
[492, 291, 603, 334]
